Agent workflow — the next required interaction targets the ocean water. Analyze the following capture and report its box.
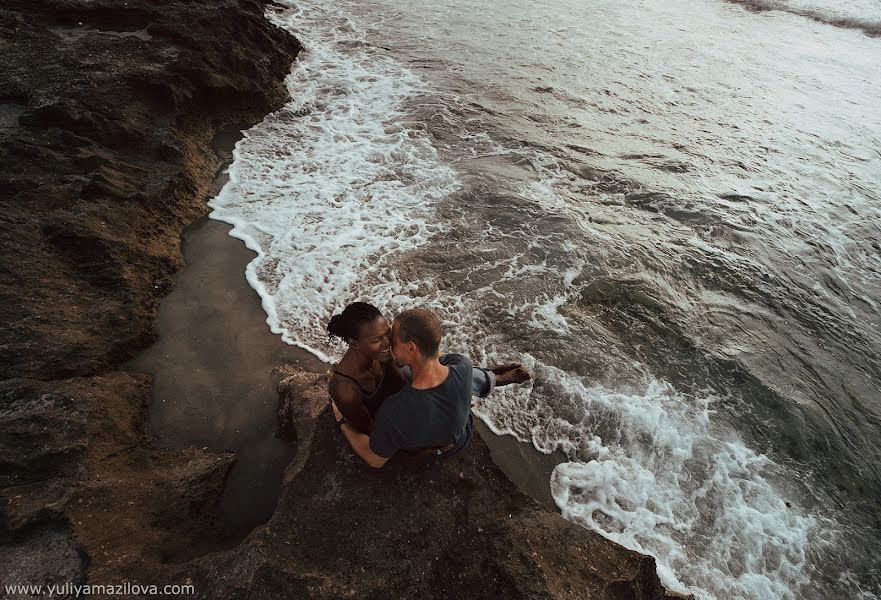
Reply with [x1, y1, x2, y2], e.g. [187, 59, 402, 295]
[209, 0, 881, 597]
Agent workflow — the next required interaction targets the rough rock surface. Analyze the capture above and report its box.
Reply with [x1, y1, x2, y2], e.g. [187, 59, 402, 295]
[0, 1, 684, 598]
[0, 0, 298, 589]
[182, 371, 683, 600]
[0, 0, 297, 380]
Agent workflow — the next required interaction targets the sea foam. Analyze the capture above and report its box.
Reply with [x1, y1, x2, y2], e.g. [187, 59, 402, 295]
[209, 1, 865, 598]
[523, 364, 813, 599]
[209, 0, 458, 361]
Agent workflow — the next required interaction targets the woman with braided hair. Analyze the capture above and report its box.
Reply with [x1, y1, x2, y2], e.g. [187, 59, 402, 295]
[327, 301, 530, 436]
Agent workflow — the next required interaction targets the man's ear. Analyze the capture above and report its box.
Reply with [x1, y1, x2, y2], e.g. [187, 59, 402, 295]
[348, 337, 359, 349]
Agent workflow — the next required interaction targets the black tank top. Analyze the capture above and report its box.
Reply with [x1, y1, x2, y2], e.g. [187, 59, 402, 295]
[331, 361, 403, 417]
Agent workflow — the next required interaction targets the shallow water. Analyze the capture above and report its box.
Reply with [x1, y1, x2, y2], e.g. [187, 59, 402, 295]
[209, 0, 881, 597]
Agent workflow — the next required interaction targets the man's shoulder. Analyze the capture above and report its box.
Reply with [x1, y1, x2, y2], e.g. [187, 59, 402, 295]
[443, 354, 473, 386]
[440, 353, 472, 370]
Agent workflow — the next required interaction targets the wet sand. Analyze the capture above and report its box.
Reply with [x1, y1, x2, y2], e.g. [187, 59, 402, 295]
[474, 420, 564, 509]
[126, 128, 319, 536]
[128, 214, 325, 537]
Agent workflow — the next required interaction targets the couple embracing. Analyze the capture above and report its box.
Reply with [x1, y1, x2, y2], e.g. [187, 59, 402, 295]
[327, 302, 531, 468]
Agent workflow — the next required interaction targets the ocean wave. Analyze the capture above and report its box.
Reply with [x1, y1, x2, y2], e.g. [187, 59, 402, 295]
[208, 0, 458, 360]
[725, 0, 881, 37]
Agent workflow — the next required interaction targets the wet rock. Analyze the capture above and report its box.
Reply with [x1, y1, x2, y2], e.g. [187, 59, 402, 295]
[0, 380, 89, 489]
[0, 0, 300, 380]
[0, 373, 237, 581]
[190, 370, 684, 600]
[0, 523, 87, 598]
[1, 0, 299, 587]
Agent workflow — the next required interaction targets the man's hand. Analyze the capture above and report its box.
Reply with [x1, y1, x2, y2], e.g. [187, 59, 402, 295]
[331, 400, 343, 422]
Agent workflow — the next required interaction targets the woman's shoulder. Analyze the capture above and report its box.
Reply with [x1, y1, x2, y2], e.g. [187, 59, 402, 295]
[328, 374, 361, 400]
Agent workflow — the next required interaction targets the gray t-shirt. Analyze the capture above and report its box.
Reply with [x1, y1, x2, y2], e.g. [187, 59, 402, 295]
[369, 354, 473, 459]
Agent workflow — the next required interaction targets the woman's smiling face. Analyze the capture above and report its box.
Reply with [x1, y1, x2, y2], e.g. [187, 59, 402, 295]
[353, 315, 392, 363]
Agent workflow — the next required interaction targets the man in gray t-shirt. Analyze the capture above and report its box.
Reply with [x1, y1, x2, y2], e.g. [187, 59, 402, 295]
[369, 353, 473, 459]
[332, 308, 474, 468]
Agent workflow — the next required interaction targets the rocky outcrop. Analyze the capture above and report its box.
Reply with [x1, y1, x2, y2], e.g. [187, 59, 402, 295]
[0, 0, 298, 380]
[1, 0, 298, 588]
[182, 371, 683, 600]
[0, 373, 238, 586]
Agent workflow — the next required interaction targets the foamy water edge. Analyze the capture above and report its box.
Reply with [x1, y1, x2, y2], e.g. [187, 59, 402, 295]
[205, 1, 868, 598]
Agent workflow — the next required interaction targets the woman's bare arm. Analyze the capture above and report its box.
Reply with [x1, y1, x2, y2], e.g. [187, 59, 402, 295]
[328, 379, 372, 434]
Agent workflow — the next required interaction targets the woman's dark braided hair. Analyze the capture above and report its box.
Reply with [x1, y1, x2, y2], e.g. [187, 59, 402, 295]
[327, 302, 383, 343]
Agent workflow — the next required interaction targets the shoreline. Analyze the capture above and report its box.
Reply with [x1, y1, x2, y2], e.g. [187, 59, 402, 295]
[130, 208, 678, 600]
[127, 129, 325, 540]
[133, 198, 566, 529]
[171, 125, 567, 519]
[1, 1, 682, 597]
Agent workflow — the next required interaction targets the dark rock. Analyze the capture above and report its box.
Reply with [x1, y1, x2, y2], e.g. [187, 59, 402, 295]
[0, 373, 237, 578]
[0, 523, 88, 598]
[0, 380, 89, 488]
[196, 370, 684, 600]
[0, 0, 300, 584]
[0, 0, 300, 380]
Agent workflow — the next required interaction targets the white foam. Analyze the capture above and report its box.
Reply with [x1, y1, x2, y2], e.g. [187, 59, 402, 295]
[473, 362, 822, 600]
[209, 0, 458, 360]
[207, 1, 873, 598]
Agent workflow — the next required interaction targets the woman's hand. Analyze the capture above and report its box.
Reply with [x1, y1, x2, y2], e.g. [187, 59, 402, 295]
[331, 400, 343, 422]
